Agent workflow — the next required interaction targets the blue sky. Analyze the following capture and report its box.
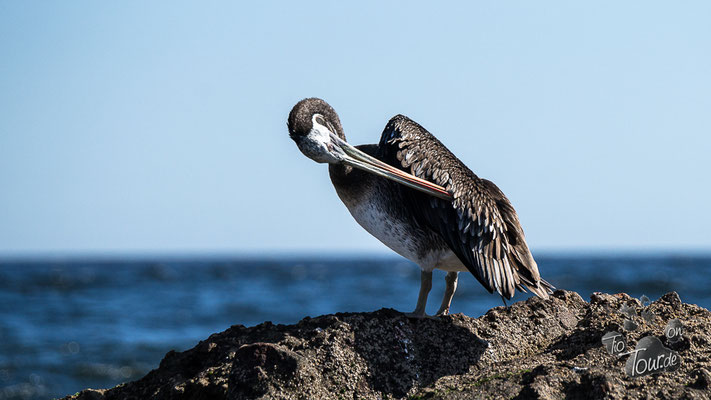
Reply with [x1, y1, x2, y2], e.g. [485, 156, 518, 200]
[1, 2, 709, 256]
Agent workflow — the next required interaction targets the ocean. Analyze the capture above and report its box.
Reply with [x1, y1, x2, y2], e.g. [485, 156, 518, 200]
[0, 254, 709, 399]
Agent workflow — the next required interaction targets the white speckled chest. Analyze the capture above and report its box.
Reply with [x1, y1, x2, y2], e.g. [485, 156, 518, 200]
[335, 184, 466, 272]
[347, 197, 421, 261]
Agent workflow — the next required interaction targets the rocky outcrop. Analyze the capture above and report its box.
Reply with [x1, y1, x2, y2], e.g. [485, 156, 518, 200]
[65, 290, 710, 399]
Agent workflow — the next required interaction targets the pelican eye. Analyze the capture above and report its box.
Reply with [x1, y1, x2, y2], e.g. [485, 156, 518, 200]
[314, 115, 327, 127]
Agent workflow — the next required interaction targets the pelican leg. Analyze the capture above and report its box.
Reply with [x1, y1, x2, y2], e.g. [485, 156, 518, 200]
[435, 271, 459, 316]
[406, 270, 432, 318]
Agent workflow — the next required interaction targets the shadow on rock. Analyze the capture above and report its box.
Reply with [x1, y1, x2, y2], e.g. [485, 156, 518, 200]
[349, 309, 486, 397]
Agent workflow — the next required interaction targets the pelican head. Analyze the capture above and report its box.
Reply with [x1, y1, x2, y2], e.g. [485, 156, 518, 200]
[288, 98, 347, 164]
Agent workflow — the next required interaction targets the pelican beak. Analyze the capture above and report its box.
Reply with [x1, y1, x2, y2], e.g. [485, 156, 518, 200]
[330, 133, 451, 200]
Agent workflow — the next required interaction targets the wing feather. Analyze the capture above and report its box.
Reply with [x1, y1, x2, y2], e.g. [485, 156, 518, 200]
[378, 115, 553, 299]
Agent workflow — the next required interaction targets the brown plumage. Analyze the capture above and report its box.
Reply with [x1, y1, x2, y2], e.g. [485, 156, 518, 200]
[377, 115, 553, 299]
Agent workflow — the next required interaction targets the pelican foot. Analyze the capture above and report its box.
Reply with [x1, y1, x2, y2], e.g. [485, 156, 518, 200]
[434, 308, 450, 317]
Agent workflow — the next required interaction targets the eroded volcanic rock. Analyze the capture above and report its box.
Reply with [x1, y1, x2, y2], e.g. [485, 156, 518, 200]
[66, 291, 711, 399]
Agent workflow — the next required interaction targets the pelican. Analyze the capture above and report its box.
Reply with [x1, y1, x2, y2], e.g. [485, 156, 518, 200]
[288, 98, 553, 317]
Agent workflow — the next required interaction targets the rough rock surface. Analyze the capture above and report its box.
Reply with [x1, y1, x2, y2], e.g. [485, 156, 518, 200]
[65, 291, 710, 399]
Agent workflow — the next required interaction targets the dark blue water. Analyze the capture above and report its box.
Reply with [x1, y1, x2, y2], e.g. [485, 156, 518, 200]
[0, 255, 709, 399]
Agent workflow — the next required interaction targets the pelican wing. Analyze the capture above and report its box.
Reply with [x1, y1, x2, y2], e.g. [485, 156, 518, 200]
[378, 115, 553, 299]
